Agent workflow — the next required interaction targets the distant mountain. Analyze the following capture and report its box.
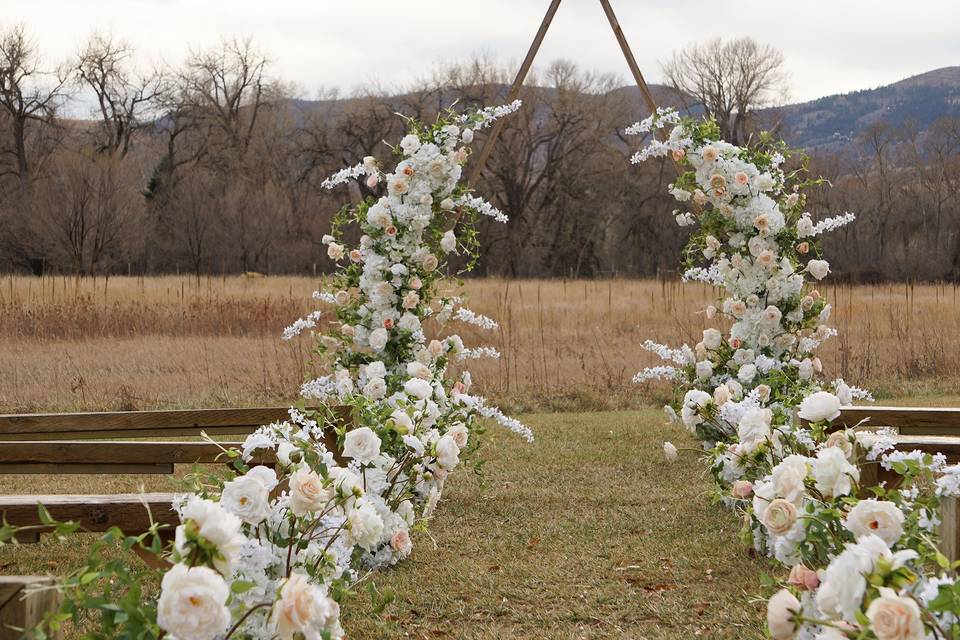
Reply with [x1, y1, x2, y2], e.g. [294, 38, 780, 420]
[770, 67, 960, 153]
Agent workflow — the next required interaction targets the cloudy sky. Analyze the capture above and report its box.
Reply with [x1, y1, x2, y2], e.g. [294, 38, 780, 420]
[4, 0, 960, 116]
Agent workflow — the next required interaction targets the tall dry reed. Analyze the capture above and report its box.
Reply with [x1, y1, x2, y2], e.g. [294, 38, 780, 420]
[2, 275, 958, 412]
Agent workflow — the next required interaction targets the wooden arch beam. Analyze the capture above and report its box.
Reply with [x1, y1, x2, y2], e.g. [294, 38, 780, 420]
[467, 0, 662, 188]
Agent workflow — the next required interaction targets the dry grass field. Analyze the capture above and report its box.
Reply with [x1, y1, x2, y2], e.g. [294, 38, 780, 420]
[1, 275, 959, 413]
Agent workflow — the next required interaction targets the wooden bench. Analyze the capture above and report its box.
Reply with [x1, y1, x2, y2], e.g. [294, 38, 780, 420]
[0, 406, 344, 639]
[836, 406, 960, 560]
[0, 407, 341, 537]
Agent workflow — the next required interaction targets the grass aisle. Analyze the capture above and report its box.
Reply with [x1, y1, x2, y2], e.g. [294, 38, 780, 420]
[345, 409, 767, 639]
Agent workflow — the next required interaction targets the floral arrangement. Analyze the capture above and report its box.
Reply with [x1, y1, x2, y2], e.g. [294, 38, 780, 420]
[630, 108, 960, 639]
[4, 102, 532, 640]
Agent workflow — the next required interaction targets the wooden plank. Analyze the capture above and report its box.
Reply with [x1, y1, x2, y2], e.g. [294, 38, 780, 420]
[0, 493, 179, 535]
[838, 406, 960, 435]
[0, 441, 250, 465]
[939, 495, 960, 563]
[890, 436, 960, 462]
[0, 463, 175, 475]
[0, 577, 61, 640]
[0, 407, 295, 440]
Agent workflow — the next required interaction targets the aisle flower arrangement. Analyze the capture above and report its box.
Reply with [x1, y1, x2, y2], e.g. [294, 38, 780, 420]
[4, 102, 532, 640]
[630, 108, 960, 639]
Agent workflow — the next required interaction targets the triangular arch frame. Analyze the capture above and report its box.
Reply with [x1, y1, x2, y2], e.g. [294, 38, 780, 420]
[466, 0, 663, 187]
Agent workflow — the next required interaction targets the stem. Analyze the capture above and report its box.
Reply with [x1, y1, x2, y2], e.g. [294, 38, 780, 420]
[224, 602, 272, 640]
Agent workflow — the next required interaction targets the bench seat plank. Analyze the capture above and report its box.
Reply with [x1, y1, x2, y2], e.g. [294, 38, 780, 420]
[0, 441, 251, 465]
[839, 406, 960, 436]
[0, 407, 296, 441]
[0, 493, 179, 534]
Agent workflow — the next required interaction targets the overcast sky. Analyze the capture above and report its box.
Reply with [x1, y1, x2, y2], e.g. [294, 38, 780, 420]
[4, 0, 960, 117]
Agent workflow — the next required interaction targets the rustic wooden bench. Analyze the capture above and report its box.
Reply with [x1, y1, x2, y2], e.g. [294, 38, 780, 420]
[0, 406, 344, 638]
[836, 406, 960, 560]
[0, 407, 343, 538]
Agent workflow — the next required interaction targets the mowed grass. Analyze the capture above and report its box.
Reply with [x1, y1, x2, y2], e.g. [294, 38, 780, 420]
[0, 409, 768, 639]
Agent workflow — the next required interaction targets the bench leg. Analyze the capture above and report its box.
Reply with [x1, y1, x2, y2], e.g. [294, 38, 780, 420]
[0, 577, 61, 640]
[939, 496, 960, 564]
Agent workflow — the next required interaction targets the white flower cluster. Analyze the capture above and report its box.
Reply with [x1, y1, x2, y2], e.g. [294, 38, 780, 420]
[630, 108, 960, 638]
[155, 104, 531, 640]
[453, 307, 499, 330]
[464, 99, 523, 130]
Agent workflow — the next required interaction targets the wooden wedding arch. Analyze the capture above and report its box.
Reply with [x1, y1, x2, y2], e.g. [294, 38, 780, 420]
[3, 2, 960, 635]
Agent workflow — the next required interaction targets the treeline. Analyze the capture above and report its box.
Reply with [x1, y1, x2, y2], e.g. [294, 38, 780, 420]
[2, 29, 960, 280]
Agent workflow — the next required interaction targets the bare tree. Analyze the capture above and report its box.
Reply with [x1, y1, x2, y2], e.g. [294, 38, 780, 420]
[662, 37, 787, 144]
[75, 32, 164, 157]
[0, 24, 69, 190]
[179, 37, 275, 161]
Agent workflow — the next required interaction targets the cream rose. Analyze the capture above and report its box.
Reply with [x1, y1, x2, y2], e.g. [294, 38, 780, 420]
[271, 572, 339, 640]
[289, 468, 332, 516]
[766, 588, 800, 640]
[865, 587, 923, 640]
[157, 564, 231, 640]
[763, 498, 798, 535]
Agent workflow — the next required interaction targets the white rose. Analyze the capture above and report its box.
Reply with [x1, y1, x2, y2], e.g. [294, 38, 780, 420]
[399, 134, 421, 154]
[362, 377, 386, 399]
[836, 381, 853, 405]
[406, 361, 432, 380]
[276, 441, 297, 467]
[346, 498, 384, 550]
[702, 328, 722, 350]
[328, 466, 363, 499]
[461, 128, 474, 143]
[289, 468, 332, 516]
[435, 434, 461, 470]
[737, 363, 757, 383]
[220, 473, 271, 524]
[807, 259, 830, 280]
[798, 391, 842, 423]
[368, 327, 389, 352]
[176, 496, 245, 575]
[663, 441, 678, 463]
[845, 499, 905, 547]
[440, 230, 457, 253]
[271, 572, 340, 640]
[813, 446, 859, 498]
[343, 427, 382, 464]
[695, 360, 714, 379]
[865, 587, 924, 640]
[157, 564, 231, 640]
[391, 409, 414, 434]
[766, 589, 800, 640]
[447, 423, 469, 449]
[402, 434, 425, 455]
[680, 390, 712, 431]
[737, 408, 772, 453]
[771, 455, 809, 505]
[404, 377, 433, 400]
